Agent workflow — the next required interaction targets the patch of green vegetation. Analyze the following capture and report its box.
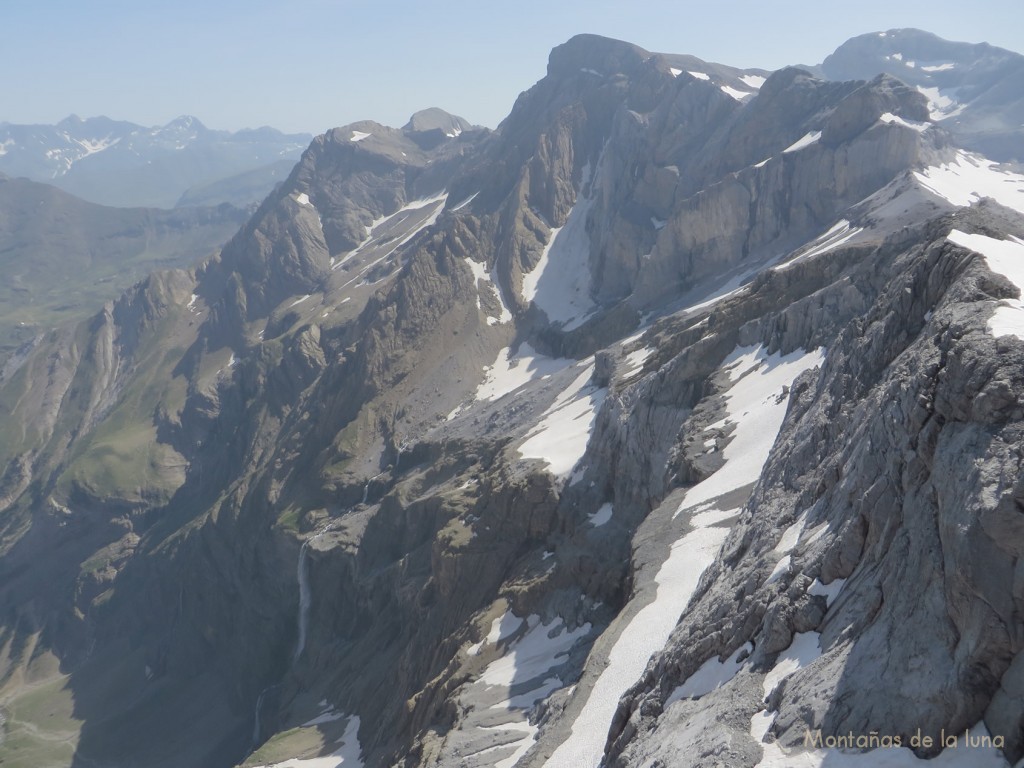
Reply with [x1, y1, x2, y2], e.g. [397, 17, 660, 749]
[0, 676, 82, 768]
[80, 553, 111, 575]
[439, 515, 474, 549]
[55, 313, 189, 504]
[241, 725, 326, 767]
[276, 506, 302, 532]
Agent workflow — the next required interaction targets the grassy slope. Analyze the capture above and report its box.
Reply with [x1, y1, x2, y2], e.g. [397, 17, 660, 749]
[0, 176, 244, 363]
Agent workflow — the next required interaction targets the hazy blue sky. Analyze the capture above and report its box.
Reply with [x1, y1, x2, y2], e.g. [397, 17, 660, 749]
[4, 0, 1022, 134]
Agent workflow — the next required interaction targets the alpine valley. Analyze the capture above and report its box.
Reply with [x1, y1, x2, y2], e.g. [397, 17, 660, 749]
[1, 28, 1024, 768]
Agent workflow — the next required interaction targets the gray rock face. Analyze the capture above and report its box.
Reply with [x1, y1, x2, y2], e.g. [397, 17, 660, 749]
[0, 29, 1022, 768]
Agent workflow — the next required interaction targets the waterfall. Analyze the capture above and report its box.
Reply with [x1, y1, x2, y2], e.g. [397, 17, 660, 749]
[362, 482, 369, 504]
[293, 540, 312, 662]
[252, 686, 270, 747]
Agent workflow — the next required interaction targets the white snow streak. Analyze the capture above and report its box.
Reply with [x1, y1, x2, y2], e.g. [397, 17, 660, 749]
[350, 130, 371, 142]
[775, 220, 863, 271]
[688, 71, 710, 81]
[740, 74, 767, 89]
[334, 192, 448, 270]
[783, 131, 822, 153]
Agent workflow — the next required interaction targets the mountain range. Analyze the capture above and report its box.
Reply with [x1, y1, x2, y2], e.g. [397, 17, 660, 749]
[0, 115, 311, 208]
[0, 27, 1023, 768]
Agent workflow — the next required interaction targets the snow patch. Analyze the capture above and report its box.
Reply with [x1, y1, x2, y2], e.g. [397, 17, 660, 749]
[921, 62, 956, 72]
[720, 84, 750, 101]
[623, 346, 655, 376]
[669, 67, 682, 77]
[675, 345, 826, 517]
[74, 136, 120, 157]
[879, 112, 930, 132]
[475, 344, 573, 402]
[688, 71, 710, 81]
[740, 74, 767, 89]
[808, 577, 846, 607]
[916, 85, 964, 120]
[666, 642, 752, 705]
[519, 363, 606, 478]
[464, 257, 512, 324]
[588, 502, 613, 527]
[948, 230, 1024, 339]
[783, 131, 822, 153]
[461, 614, 590, 768]
[522, 195, 597, 330]
[487, 611, 524, 646]
[915, 151, 1024, 215]
[295, 192, 312, 206]
[480, 614, 588, 689]
[763, 631, 822, 698]
[350, 130, 371, 142]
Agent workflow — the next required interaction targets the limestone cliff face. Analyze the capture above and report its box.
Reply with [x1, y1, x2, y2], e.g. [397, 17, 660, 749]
[0, 31, 1023, 768]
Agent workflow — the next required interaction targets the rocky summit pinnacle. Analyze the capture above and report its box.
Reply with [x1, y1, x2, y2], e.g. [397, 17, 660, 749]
[1, 28, 1024, 768]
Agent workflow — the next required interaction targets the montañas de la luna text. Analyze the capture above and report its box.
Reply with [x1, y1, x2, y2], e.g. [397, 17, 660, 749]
[804, 728, 1005, 751]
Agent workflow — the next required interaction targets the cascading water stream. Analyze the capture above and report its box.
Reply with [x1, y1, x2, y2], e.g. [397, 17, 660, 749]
[293, 538, 313, 663]
[252, 686, 271, 747]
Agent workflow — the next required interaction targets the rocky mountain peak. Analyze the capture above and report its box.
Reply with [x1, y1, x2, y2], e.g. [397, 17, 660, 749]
[546, 33, 650, 79]
[403, 108, 472, 135]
